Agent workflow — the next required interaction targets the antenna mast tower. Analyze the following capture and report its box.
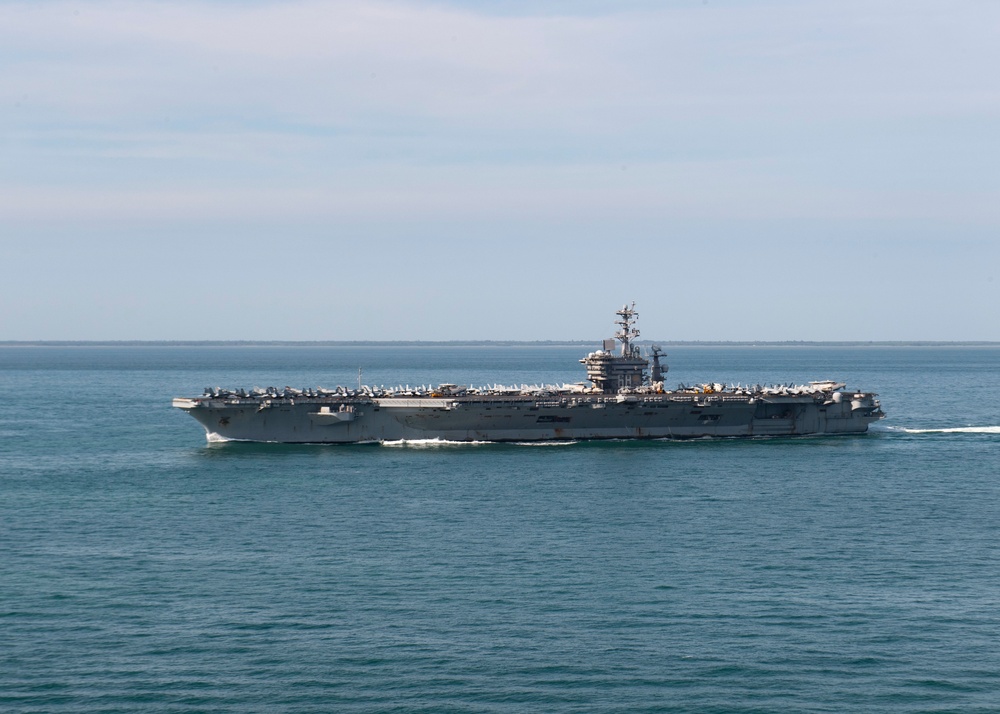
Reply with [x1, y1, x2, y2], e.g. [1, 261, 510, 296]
[615, 302, 640, 357]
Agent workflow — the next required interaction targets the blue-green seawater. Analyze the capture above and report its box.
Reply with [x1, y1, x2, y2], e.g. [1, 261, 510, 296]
[2, 345, 999, 713]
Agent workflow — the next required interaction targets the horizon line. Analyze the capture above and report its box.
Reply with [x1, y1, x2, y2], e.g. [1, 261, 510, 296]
[2, 340, 999, 347]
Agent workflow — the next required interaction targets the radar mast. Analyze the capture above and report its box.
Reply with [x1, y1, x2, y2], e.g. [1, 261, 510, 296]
[615, 302, 640, 357]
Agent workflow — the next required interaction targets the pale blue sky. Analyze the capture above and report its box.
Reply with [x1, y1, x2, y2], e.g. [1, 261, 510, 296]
[2, 0, 998, 340]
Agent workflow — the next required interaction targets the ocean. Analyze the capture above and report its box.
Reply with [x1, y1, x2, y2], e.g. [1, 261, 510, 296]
[2, 343, 999, 713]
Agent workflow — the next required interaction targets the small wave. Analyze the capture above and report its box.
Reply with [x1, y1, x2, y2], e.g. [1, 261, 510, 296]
[379, 438, 492, 447]
[206, 432, 233, 443]
[883, 425, 1000, 435]
[380, 438, 580, 447]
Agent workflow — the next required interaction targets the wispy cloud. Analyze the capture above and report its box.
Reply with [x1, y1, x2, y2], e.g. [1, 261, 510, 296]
[5, 0, 997, 127]
[4, 0, 998, 221]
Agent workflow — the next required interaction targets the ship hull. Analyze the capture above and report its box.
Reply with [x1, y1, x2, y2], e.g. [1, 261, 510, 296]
[174, 393, 883, 444]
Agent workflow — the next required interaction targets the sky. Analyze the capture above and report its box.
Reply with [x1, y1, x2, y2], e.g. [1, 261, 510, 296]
[2, 0, 999, 341]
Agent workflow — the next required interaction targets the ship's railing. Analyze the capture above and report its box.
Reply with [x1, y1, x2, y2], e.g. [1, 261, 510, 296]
[189, 391, 775, 409]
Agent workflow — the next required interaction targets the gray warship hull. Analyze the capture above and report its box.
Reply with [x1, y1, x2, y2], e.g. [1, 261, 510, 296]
[173, 304, 884, 443]
[173, 391, 883, 443]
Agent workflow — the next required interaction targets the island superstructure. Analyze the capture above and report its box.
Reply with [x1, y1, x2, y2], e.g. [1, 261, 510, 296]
[173, 304, 885, 443]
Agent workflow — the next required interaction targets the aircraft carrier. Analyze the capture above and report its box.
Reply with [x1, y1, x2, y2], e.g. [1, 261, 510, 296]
[173, 304, 885, 443]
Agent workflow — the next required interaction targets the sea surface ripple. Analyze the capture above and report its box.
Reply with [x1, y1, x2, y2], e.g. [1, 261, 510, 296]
[2, 344, 999, 712]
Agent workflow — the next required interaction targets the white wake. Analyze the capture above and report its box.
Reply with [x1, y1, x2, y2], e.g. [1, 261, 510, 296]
[380, 438, 579, 447]
[883, 425, 1000, 435]
[379, 438, 493, 447]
